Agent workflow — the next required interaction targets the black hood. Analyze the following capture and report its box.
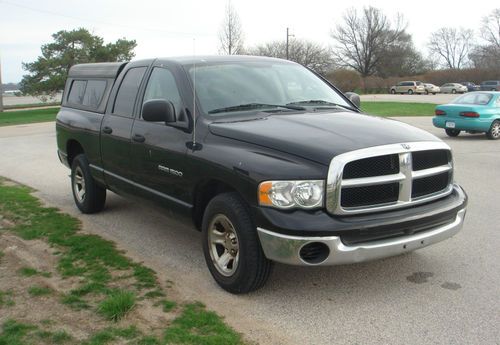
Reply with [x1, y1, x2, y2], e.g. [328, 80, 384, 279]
[208, 112, 440, 165]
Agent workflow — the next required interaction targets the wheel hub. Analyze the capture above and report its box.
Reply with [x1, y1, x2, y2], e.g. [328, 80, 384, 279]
[208, 214, 240, 277]
[73, 166, 86, 202]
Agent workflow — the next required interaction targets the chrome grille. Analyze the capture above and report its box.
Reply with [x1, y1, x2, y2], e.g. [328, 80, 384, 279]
[326, 142, 453, 215]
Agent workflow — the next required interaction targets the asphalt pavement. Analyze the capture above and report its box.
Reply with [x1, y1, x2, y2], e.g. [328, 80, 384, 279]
[0, 118, 498, 345]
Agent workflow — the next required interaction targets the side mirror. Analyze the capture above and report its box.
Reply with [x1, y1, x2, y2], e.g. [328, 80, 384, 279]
[345, 92, 361, 108]
[142, 99, 176, 123]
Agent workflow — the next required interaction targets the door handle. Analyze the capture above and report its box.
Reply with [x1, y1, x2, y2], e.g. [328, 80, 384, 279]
[132, 134, 146, 143]
[102, 126, 113, 134]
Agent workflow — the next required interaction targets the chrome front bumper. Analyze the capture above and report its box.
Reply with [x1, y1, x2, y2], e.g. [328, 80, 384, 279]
[257, 208, 466, 266]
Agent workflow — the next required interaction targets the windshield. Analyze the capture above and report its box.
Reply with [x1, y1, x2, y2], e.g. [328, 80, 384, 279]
[186, 61, 351, 116]
[452, 93, 493, 105]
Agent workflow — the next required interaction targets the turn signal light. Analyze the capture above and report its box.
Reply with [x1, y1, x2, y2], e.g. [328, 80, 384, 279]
[460, 112, 480, 118]
[435, 109, 446, 116]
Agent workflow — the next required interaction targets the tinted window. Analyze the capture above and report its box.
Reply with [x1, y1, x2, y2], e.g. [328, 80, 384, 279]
[143, 68, 183, 117]
[68, 80, 87, 104]
[402, 82, 413, 86]
[453, 93, 493, 105]
[82, 80, 107, 108]
[113, 67, 147, 117]
[188, 62, 351, 116]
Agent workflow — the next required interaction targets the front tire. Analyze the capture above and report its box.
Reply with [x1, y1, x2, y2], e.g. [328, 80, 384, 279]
[71, 154, 106, 214]
[390, 89, 396, 94]
[452, 89, 457, 94]
[445, 129, 460, 137]
[486, 120, 500, 140]
[202, 192, 272, 294]
[408, 89, 414, 95]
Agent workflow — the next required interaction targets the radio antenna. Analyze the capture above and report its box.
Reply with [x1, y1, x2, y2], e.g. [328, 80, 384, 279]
[192, 38, 197, 149]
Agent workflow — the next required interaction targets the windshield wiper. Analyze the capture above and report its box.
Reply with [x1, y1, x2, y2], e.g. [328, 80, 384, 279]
[287, 100, 357, 111]
[208, 103, 305, 114]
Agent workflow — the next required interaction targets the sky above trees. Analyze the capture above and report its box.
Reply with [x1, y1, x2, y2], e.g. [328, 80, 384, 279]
[1, 0, 499, 82]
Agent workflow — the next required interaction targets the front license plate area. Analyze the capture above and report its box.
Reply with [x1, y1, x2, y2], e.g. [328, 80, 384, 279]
[445, 122, 456, 128]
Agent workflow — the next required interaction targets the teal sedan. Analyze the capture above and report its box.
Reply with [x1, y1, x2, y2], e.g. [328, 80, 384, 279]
[433, 92, 500, 139]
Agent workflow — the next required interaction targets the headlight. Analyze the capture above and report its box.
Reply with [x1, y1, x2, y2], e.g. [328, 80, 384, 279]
[258, 180, 324, 209]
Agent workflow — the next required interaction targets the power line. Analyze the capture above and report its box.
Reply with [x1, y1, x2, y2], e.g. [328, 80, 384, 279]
[0, 0, 216, 37]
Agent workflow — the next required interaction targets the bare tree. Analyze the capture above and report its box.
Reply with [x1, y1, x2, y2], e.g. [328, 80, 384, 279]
[481, 8, 500, 48]
[428, 27, 474, 69]
[248, 39, 333, 75]
[470, 8, 500, 70]
[331, 7, 407, 77]
[218, 1, 244, 55]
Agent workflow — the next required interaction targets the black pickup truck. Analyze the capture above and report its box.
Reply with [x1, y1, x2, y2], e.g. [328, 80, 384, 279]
[56, 56, 467, 293]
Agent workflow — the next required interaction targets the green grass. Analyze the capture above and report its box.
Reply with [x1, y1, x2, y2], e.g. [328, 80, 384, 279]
[0, 290, 15, 307]
[81, 326, 141, 345]
[164, 302, 243, 345]
[97, 290, 136, 322]
[0, 107, 59, 126]
[0, 319, 37, 345]
[361, 101, 435, 117]
[159, 299, 177, 312]
[0, 179, 245, 344]
[19, 267, 39, 277]
[4, 102, 60, 110]
[28, 285, 52, 297]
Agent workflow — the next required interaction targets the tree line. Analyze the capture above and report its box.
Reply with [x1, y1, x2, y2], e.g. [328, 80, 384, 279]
[219, 4, 500, 80]
[19, 5, 499, 96]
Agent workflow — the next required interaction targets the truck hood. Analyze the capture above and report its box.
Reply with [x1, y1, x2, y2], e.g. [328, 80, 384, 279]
[208, 112, 440, 165]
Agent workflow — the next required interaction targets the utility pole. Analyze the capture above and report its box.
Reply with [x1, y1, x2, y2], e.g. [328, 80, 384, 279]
[0, 58, 3, 113]
[286, 27, 294, 60]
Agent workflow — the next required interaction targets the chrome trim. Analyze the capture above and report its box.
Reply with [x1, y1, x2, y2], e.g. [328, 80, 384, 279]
[326, 141, 453, 215]
[257, 208, 466, 266]
[412, 164, 452, 179]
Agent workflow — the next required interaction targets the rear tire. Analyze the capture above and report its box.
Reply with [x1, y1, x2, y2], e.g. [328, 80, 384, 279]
[486, 120, 500, 140]
[202, 192, 272, 294]
[445, 129, 460, 137]
[452, 89, 457, 94]
[71, 154, 106, 214]
[390, 89, 396, 94]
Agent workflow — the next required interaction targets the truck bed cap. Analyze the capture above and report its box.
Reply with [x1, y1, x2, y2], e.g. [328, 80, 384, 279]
[68, 62, 128, 79]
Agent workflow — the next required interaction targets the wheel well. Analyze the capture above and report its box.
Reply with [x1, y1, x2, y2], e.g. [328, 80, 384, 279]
[66, 140, 84, 167]
[192, 180, 237, 231]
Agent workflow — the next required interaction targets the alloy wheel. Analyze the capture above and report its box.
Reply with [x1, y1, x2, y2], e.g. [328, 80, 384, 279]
[73, 166, 86, 202]
[208, 214, 240, 277]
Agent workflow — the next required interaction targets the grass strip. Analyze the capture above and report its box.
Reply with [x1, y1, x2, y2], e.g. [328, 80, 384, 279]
[0, 108, 59, 126]
[361, 101, 436, 116]
[0, 179, 245, 344]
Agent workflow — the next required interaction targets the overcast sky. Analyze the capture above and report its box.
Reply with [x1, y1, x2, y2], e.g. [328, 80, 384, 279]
[1, 0, 498, 83]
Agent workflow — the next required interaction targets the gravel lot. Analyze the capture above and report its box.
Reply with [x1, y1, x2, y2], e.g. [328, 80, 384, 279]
[0, 118, 498, 345]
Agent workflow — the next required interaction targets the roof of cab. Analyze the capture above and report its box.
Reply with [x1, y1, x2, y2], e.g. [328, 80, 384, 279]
[68, 62, 128, 78]
[157, 55, 294, 66]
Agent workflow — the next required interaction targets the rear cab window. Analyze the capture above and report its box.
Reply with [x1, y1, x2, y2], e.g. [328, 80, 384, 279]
[113, 67, 147, 117]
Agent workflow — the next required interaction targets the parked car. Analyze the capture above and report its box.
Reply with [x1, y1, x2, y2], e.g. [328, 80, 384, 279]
[461, 82, 480, 92]
[56, 56, 468, 293]
[390, 81, 426, 94]
[480, 80, 500, 91]
[440, 83, 468, 94]
[424, 83, 440, 95]
[433, 92, 500, 139]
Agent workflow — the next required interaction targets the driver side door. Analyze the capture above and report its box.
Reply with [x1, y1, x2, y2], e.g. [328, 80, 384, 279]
[130, 65, 192, 213]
